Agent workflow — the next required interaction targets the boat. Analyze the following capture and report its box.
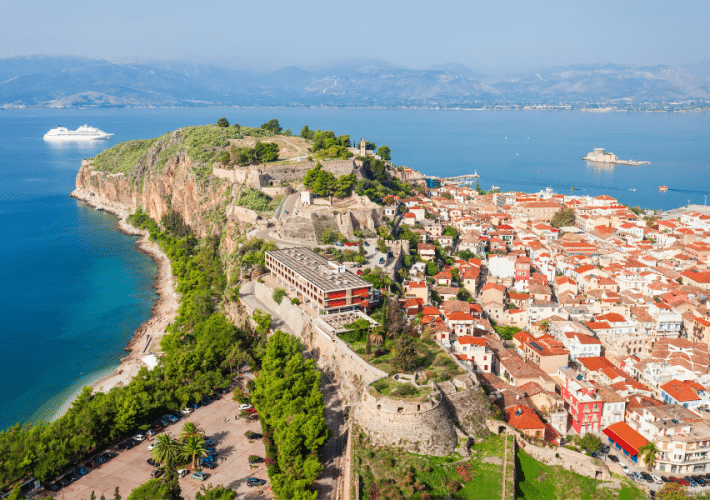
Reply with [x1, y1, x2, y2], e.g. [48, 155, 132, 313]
[659, 186, 668, 192]
[43, 125, 113, 141]
[582, 148, 649, 166]
[629, 189, 636, 191]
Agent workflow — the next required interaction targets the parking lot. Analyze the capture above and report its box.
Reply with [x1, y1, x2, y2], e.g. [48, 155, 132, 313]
[45, 390, 273, 499]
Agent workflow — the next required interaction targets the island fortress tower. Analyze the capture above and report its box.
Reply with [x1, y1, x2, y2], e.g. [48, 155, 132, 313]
[584, 148, 618, 163]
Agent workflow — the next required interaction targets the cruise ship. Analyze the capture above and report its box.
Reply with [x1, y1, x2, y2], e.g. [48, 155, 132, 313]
[43, 125, 113, 141]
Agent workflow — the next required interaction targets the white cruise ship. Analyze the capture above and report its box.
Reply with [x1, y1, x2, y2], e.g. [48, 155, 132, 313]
[43, 125, 113, 141]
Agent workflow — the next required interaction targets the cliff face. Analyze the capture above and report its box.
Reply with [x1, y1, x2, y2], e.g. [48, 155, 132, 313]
[75, 152, 236, 240]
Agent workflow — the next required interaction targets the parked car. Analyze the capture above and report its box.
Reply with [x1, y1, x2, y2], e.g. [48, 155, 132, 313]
[204, 437, 214, 446]
[601, 445, 610, 453]
[632, 472, 643, 482]
[181, 407, 193, 415]
[178, 469, 189, 478]
[133, 434, 146, 442]
[76, 467, 89, 476]
[651, 475, 663, 484]
[147, 458, 158, 467]
[239, 403, 253, 411]
[641, 472, 653, 483]
[247, 478, 266, 487]
[608, 455, 619, 463]
[379, 257, 385, 264]
[249, 456, 264, 464]
[45, 483, 61, 491]
[201, 461, 217, 469]
[192, 471, 207, 481]
[621, 464, 630, 474]
[660, 476, 671, 482]
[150, 469, 164, 479]
[284, 210, 289, 215]
[145, 429, 156, 437]
[364, 242, 370, 246]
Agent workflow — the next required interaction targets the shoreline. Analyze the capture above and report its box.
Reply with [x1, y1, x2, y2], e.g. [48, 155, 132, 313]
[57, 189, 179, 417]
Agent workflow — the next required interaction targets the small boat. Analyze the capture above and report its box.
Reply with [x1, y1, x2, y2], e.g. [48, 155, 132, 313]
[491, 185, 500, 190]
[629, 189, 636, 191]
[659, 186, 668, 192]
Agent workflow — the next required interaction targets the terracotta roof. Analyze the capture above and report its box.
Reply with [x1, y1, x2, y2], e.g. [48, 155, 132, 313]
[506, 405, 546, 430]
[457, 335, 487, 346]
[565, 332, 601, 345]
[445, 311, 475, 322]
[661, 379, 701, 402]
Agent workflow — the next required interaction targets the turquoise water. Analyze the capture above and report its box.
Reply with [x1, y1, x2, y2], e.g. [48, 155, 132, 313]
[0, 108, 708, 430]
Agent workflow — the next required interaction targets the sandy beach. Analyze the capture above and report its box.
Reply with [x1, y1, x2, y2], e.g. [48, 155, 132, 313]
[68, 189, 179, 400]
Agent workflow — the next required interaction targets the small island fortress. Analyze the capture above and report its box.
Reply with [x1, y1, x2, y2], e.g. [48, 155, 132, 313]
[583, 147, 649, 166]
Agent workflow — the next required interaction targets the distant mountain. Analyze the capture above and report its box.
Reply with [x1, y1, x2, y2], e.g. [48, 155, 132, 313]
[1, 56, 709, 109]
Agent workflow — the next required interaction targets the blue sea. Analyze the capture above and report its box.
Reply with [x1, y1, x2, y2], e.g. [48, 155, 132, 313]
[1, 107, 709, 430]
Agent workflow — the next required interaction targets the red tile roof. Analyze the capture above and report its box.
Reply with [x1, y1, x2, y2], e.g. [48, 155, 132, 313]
[661, 379, 701, 402]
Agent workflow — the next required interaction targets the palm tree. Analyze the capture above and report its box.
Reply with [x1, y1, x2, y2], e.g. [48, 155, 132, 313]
[639, 442, 659, 471]
[538, 320, 550, 334]
[151, 433, 180, 466]
[180, 435, 207, 469]
[180, 421, 205, 441]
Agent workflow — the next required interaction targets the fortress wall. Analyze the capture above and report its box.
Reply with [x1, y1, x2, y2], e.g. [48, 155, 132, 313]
[441, 387, 493, 437]
[256, 159, 358, 186]
[355, 387, 458, 456]
[261, 186, 293, 197]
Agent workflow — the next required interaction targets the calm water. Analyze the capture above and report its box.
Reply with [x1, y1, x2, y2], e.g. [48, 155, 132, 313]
[0, 108, 709, 430]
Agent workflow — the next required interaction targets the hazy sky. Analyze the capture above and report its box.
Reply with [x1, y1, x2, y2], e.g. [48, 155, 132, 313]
[2, 0, 709, 73]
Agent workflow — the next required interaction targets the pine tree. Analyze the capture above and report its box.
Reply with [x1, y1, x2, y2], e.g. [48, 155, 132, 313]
[113, 487, 121, 500]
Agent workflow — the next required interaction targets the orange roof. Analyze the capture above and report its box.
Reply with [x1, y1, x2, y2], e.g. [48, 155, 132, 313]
[603, 422, 648, 456]
[661, 379, 701, 402]
[445, 311, 475, 321]
[506, 405, 546, 430]
[457, 335, 487, 346]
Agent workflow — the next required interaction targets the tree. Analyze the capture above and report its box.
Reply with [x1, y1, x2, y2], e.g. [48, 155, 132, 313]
[272, 288, 287, 305]
[377, 239, 388, 254]
[217, 117, 229, 128]
[538, 320, 550, 334]
[195, 485, 237, 500]
[127, 478, 174, 500]
[300, 125, 313, 139]
[219, 151, 231, 166]
[180, 421, 205, 441]
[261, 119, 282, 134]
[180, 434, 207, 469]
[656, 482, 686, 500]
[5, 486, 26, 500]
[443, 226, 458, 239]
[344, 318, 371, 342]
[114, 487, 122, 500]
[392, 333, 417, 372]
[151, 433, 180, 466]
[577, 433, 602, 452]
[426, 261, 438, 276]
[386, 299, 406, 338]
[376, 145, 391, 161]
[638, 442, 658, 470]
[550, 207, 575, 228]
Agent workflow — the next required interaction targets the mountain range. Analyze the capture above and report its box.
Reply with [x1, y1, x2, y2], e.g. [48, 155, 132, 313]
[2, 56, 709, 109]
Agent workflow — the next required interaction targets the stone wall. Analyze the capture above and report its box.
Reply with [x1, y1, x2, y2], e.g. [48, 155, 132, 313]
[517, 440, 612, 481]
[255, 159, 359, 187]
[440, 386, 493, 437]
[277, 216, 319, 245]
[261, 186, 293, 197]
[355, 386, 458, 456]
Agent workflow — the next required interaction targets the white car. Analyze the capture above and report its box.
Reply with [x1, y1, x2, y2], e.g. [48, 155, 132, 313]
[651, 475, 663, 484]
[133, 434, 146, 442]
[178, 469, 189, 478]
[621, 464, 630, 474]
[239, 403, 252, 411]
[181, 408, 193, 415]
[148, 442, 157, 451]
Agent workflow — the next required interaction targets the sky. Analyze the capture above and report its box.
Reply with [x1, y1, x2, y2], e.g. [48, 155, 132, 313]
[2, 0, 709, 74]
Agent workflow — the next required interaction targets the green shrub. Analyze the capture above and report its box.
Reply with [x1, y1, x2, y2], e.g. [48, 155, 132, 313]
[272, 288, 287, 305]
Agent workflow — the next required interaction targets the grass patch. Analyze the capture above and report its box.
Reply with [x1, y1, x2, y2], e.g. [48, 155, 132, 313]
[353, 430, 506, 500]
[370, 378, 429, 399]
[338, 334, 465, 381]
[515, 449, 646, 500]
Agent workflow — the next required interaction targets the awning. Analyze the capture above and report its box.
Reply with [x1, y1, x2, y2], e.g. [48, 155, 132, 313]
[602, 422, 648, 456]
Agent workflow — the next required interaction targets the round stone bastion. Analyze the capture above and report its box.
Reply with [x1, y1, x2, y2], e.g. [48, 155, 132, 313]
[354, 381, 457, 456]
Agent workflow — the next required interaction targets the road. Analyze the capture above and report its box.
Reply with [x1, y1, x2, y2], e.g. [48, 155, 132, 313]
[278, 191, 300, 220]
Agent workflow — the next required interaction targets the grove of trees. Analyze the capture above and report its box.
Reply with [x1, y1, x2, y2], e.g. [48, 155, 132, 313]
[303, 163, 356, 197]
[251, 331, 330, 500]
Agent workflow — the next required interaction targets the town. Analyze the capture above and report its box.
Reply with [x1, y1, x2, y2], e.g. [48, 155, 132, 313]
[254, 160, 710, 495]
